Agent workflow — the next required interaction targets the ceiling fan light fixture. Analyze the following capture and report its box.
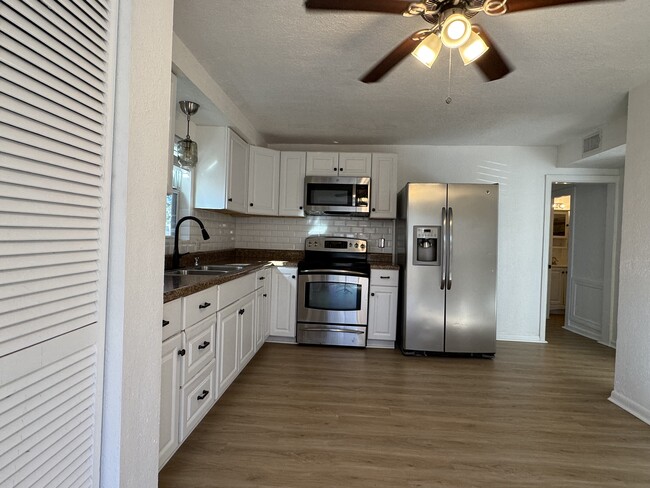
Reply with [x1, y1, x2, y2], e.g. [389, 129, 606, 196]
[411, 34, 442, 68]
[440, 12, 471, 48]
[459, 31, 489, 66]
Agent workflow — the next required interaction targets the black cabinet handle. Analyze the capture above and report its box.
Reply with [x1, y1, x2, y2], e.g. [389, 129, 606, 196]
[197, 390, 209, 401]
[259, 276, 265, 280]
[162, 319, 169, 327]
[250, 203, 254, 207]
[228, 197, 233, 202]
[198, 341, 210, 350]
[380, 276, 390, 279]
[263, 293, 267, 297]
[199, 302, 211, 309]
[178, 349, 186, 357]
[238, 308, 245, 315]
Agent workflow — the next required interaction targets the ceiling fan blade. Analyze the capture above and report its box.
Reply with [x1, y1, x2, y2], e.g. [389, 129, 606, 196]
[304, 0, 412, 14]
[504, 0, 621, 14]
[360, 31, 426, 83]
[472, 26, 513, 82]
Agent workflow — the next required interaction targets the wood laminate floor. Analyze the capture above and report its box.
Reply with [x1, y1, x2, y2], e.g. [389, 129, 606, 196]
[159, 317, 650, 487]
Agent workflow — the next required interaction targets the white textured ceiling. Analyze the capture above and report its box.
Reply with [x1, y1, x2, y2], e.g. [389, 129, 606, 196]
[173, 0, 649, 146]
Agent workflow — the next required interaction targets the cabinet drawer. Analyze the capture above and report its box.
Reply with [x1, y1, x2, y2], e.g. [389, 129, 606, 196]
[370, 269, 399, 287]
[183, 314, 216, 384]
[184, 286, 218, 327]
[180, 360, 216, 441]
[255, 267, 271, 290]
[162, 299, 182, 342]
[219, 274, 256, 309]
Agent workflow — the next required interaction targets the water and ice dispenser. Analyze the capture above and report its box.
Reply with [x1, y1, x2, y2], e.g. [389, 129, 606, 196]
[413, 226, 440, 265]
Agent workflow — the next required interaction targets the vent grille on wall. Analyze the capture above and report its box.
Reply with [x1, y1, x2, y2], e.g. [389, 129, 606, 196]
[582, 130, 602, 156]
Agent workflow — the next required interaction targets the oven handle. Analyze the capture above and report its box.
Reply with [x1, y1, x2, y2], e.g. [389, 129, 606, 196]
[301, 327, 365, 334]
[299, 269, 369, 277]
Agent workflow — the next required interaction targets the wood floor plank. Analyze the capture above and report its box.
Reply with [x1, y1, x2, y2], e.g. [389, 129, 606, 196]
[159, 317, 650, 487]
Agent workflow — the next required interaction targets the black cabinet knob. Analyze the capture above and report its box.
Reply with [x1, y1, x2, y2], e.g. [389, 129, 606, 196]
[198, 341, 210, 350]
[339, 167, 343, 171]
[162, 319, 169, 327]
[291, 275, 295, 279]
[333, 168, 337, 171]
[178, 349, 186, 357]
[371, 293, 375, 297]
[372, 208, 376, 212]
[199, 302, 211, 309]
[197, 390, 209, 401]
[228, 197, 233, 202]
[299, 206, 303, 210]
[250, 203, 254, 207]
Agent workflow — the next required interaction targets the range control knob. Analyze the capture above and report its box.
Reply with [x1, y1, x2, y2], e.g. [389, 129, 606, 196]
[360, 244, 365, 249]
[354, 243, 359, 248]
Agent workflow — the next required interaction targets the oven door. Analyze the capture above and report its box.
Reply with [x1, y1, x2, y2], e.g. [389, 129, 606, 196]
[297, 273, 369, 326]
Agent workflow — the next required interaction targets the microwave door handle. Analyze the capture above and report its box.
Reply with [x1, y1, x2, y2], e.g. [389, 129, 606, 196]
[447, 206, 453, 290]
[441, 207, 447, 290]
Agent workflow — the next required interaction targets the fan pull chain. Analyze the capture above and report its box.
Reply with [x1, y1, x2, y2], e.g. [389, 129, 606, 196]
[446, 50, 452, 104]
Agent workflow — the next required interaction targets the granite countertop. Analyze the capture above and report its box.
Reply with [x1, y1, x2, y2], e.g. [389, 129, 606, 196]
[370, 263, 399, 270]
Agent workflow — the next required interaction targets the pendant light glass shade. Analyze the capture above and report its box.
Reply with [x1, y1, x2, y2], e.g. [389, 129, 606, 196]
[459, 31, 489, 66]
[176, 101, 200, 169]
[440, 13, 471, 48]
[412, 34, 443, 68]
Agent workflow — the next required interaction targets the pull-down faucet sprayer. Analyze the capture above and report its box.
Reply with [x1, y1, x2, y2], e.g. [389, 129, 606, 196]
[172, 216, 210, 269]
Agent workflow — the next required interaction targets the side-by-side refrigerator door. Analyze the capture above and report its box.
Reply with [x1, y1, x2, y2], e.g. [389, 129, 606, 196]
[444, 184, 498, 354]
[403, 183, 447, 352]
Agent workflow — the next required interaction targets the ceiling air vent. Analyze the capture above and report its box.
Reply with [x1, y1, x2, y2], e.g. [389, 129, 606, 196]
[582, 130, 602, 156]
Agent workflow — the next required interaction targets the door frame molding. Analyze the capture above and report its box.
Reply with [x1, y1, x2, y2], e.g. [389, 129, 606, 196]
[539, 174, 621, 346]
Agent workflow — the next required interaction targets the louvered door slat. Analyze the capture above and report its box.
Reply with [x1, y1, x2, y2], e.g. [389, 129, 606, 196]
[0, 240, 98, 257]
[0, 272, 97, 301]
[0, 227, 99, 242]
[2, 7, 106, 91]
[8, 1, 106, 73]
[67, 0, 108, 33]
[0, 148, 103, 178]
[0, 168, 102, 198]
[53, 460, 91, 488]
[0, 250, 98, 272]
[0, 282, 97, 315]
[0, 261, 98, 286]
[0, 212, 99, 229]
[0, 198, 100, 219]
[1, 95, 103, 146]
[28, 0, 107, 46]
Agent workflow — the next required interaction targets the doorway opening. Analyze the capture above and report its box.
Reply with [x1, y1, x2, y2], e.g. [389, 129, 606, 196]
[539, 175, 621, 347]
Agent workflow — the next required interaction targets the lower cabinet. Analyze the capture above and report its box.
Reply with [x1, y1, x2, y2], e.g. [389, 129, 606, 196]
[179, 359, 216, 441]
[549, 267, 567, 311]
[269, 266, 297, 341]
[367, 269, 399, 348]
[238, 292, 256, 369]
[217, 300, 240, 395]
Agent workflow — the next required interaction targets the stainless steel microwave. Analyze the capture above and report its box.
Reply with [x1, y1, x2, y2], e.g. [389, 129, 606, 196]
[303, 176, 370, 216]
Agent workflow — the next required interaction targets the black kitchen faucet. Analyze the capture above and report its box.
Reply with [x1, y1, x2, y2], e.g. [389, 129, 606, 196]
[172, 216, 210, 269]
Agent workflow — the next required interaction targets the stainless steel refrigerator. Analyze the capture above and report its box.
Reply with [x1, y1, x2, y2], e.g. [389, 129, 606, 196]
[396, 183, 498, 356]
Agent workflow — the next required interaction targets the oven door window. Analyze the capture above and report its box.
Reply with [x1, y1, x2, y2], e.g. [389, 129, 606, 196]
[306, 282, 362, 311]
[306, 184, 353, 206]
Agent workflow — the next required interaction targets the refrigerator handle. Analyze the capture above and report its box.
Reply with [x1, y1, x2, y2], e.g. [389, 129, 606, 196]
[441, 206, 447, 290]
[447, 206, 453, 290]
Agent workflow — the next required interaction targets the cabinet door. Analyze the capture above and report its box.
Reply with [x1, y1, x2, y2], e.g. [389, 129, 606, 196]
[549, 269, 565, 310]
[270, 267, 297, 338]
[339, 153, 371, 177]
[226, 129, 249, 213]
[370, 153, 397, 219]
[160, 333, 182, 469]
[238, 293, 256, 369]
[217, 301, 240, 394]
[306, 152, 339, 176]
[368, 286, 398, 341]
[248, 146, 280, 215]
[279, 152, 306, 217]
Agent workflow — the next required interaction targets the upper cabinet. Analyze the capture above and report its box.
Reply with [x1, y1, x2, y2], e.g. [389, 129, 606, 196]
[306, 152, 372, 177]
[194, 127, 249, 213]
[279, 152, 306, 217]
[248, 146, 280, 215]
[370, 153, 397, 219]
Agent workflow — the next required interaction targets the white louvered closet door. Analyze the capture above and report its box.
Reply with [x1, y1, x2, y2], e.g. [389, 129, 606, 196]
[0, 1, 117, 487]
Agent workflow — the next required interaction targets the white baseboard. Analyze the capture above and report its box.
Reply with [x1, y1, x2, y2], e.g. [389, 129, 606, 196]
[564, 323, 601, 341]
[266, 336, 297, 344]
[609, 390, 650, 426]
[497, 335, 546, 343]
[367, 339, 395, 349]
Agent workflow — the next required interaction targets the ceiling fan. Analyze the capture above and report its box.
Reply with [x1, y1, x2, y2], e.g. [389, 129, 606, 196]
[304, 0, 620, 83]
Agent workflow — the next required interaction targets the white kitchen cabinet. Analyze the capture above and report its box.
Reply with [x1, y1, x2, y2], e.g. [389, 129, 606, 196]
[238, 292, 257, 369]
[339, 152, 372, 177]
[194, 127, 249, 213]
[217, 299, 240, 394]
[550, 267, 567, 312]
[182, 314, 217, 384]
[368, 269, 399, 348]
[255, 268, 272, 350]
[248, 146, 280, 215]
[370, 153, 397, 219]
[179, 359, 217, 441]
[269, 266, 298, 340]
[162, 298, 182, 342]
[306, 152, 339, 176]
[159, 332, 182, 468]
[279, 151, 306, 216]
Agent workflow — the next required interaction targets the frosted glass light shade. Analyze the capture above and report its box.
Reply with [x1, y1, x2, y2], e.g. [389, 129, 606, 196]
[176, 138, 198, 168]
[441, 13, 471, 48]
[412, 34, 443, 68]
[459, 31, 489, 65]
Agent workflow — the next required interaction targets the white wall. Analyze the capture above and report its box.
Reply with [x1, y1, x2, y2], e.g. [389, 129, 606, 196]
[102, 0, 174, 485]
[273, 143, 619, 342]
[610, 80, 650, 425]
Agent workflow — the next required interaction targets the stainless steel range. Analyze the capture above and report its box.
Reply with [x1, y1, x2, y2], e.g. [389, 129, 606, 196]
[297, 236, 370, 347]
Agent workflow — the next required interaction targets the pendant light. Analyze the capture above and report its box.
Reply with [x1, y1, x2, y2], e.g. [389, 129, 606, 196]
[176, 101, 200, 168]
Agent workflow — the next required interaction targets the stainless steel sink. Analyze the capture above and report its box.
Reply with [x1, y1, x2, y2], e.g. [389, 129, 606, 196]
[165, 269, 229, 276]
[197, 264, 247, 271]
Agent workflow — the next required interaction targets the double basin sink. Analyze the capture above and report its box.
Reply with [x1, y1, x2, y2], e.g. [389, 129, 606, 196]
[164, 263, 252, 277]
